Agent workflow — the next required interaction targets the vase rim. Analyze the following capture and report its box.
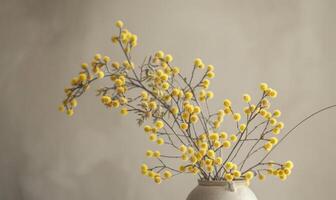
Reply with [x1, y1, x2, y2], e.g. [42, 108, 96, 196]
[198, 179, 247, 187]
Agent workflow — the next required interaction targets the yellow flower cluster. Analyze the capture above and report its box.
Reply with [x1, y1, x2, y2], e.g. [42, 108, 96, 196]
[143, 121, 166, 145]
[140, 163, 173, 184]
[265, 160, 294, 181]
[59, 20, 293, 185]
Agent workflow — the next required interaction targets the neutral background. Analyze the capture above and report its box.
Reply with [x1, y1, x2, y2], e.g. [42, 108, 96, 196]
[1, 0, 335, 199]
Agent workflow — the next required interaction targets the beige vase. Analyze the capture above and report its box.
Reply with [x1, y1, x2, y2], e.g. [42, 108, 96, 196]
[186, 180, 258, 200]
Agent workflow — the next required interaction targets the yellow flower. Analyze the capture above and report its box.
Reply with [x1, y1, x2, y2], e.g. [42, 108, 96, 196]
[269, 137, 278, 145]
[206, 91, 214, 99]
[119, 97, 128, 105]
[201, 79, 210, 89]
[97, 71, 105, 79]
[284, 168, 291, 175]
[207, 71, 215, 78]
[272, 127, 280, 135]
[207, 150, 215, 159]
[153, 151, 161, 158]
[155, 120, 164, 129]
[171, 88, 180, 97]
[144, 125, 151, 133]
[244, 171, 254, 180]
[115, 20, 124, 28]
[273, 109, 281, 118]
[148, 101, 157, 110]
[233, 113, 241, 121]
[180, 123, 188, 130]
[223, 99, 231, 107]
[232, 170, 241, 178]
[200, 142, 208, 150]
[214, 120, 222, 129]
[157, 138, 164, 145]
[190, 114, 198, 124]
[123, 60, 134, 70]
[194, 58, 204, 69]
[213, 140, 221, 148]
[185, 104, 194, 113]
[81, 63, 88, 69]
[130, 34, 137, 46]
[163, 171, 172, 179]
[70, 99, 78, 107]
[154, 176, 162, 184]
[195, 152, 203, 161]
[170, 107, 179, 115]
[101, 96, 112, 104]
[284, 160, 294, 169]
[103, 56, 110, 63]
[111, 100, 120, 108]
[94, 53, 102, 60]
[190, 155, 197, 164]
[120, 108, 128, 115]
[181, 154, 188, 161]
[276, 122, 284, 129]
[172, 66, 180, 75]
[217, 110, 224, 117]
[224, 107, 231, 115]
[207, 65, 214, 71]
[162, 82, 170, 90]
[179, 165, 186, 172]
[220, 132, 228, 139]
[192, 167, 200, 175]
[141, 164, 148, 171]
[112, 62, 120, 69]
[165, 54, 173, 63]
[179, 145, 187, 153]
[66, 109, 74, 116]
[187, 147, 194, 155]
[205, 159, 213, 166]
[111, 36, 119, 43]
[229, 134, 238, 142]
[185, 91, 193, 100]
[141, 91, 148, 99]
[269, 89, 278, 98]
[264, 142, 273, 151]
[269, 118, 277, 125]
[79, 73, 87, 81]
[155, 50, 164, 59]
[239, 124, 246, 132]
[209, 133, 219, 141]
[259, 109, 267, 117]
[224, 173, 234, 182]
[260, 82, 268, 91]
[194, 106, 201, 114]
[206, 166, 214, 172]
[243, 94, 251, 103]
[223, 140, 231, 148]
[225, 162, 234, 170]
[149, 134, 157, 141]
[214, 157, 223, 165]
[146, 150, 153, 157]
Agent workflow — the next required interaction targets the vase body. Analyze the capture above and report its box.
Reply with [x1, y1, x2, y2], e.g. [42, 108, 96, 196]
[186, 180, 258, 200]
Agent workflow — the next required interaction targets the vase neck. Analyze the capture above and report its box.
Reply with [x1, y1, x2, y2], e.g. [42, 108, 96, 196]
[198, 180, 248, 192]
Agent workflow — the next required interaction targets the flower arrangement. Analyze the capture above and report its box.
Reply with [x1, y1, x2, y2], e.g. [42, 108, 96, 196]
[59, 20, 334, 185]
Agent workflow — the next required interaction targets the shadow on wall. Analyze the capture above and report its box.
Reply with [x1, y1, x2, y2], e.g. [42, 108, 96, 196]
[20, 160, 129, 200]
[75, 161, 129, 200]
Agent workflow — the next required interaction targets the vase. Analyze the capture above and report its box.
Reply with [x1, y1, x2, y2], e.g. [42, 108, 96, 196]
[186, 180, 258, 200]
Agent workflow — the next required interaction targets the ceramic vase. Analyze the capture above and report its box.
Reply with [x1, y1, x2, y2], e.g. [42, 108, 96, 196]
[186, 180, 258, 200]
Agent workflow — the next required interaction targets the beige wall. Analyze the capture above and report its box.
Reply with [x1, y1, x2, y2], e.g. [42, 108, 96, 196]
[1, 0, 336, 199]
